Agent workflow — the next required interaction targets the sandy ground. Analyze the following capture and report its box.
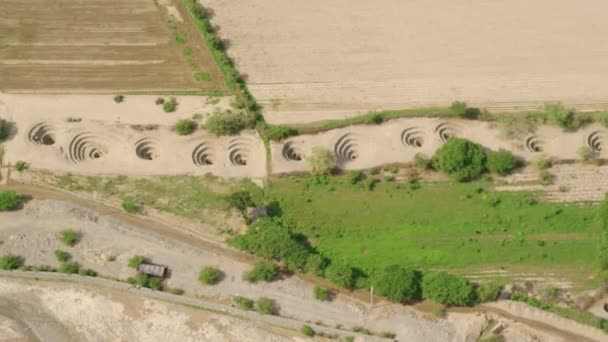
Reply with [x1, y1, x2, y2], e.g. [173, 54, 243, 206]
[0, 0, 226, 93]
[202, 0, 608, 124]
[0, 278, 299, 342]
[0, 197, 578, 341]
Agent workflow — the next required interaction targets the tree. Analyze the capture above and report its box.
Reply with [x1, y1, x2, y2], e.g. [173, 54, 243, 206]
[486, 149, 518, 176]
[174, 119, 197, 135]
[306, 147, 336, 175]
[373, 265, 422, 303]
[243, 261, 279, 283]
[204, 110, 248, 135]
[0, 254, 23, 270]
[422, 272, 477, 306]
[198, 266, 222, 285]
[0, 191, 21, 211]
[325, 261, 355, 289]
[433, 138, 486, 182]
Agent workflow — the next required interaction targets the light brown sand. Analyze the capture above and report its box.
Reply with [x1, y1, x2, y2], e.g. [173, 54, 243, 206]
[203, 0, 608, 124]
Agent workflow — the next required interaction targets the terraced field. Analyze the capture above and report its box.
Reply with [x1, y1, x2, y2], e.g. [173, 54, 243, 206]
[203, 0, 608, 124]
[0, 0, 227, 93]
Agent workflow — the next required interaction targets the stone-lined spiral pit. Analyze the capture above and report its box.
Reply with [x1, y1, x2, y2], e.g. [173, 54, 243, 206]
[192, 142, 214, 166]
[400, 127, 425, 148]
[434, 122, 460, 143]
[525, 136, 544, 153]
[334, 133, 360, 163]
[68, 132, 109, 163]
[228, 138, 251, 166]
[587, 131, 605, 152]
[135, 137, 159, 161]
[281, 141, 304, 161]
[28, 122, 56, 145]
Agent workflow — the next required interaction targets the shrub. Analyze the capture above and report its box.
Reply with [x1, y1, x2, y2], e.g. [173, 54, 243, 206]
[127, 273, 163, 290]
[433, 138, 486, 182]
[243, 261, 279, 283]
[14, 161, 29, 172]
[59, 261, 80, 274]
[306, 147, 336, 175]
[59, 229, 78, 247]
[325, 261, 355, 289]
[598, 111, 608, 127]
[204, 110, 248, 135]
[121, 197, 141, 214]
[33, 265, 55, 272]
[380, 332, 397, 339]
[79, 268, 97, 277]
[54, 250, 71, 263]
[422, 272, 477, 306]
[0, 119, 8, 141]
[301, 325, 315, 337]
[198, 266, 221, 285]
[0, 254, 23, 270]
[532, 156, 552, 170]
[261, 124, 298, 141]
[314, 286, 330, 301]
[486, 149, 518, 176]
[543, 103, 574, 128]
[128, 255, 146, 269]
[477, 282, 503, 303]
[347, 170, 366, 184]
[363, 113, 383, 125]
[255, 297, 277, 315]
[373, 264, 422, 303]
[0, 191, 22, 211]
[174, 119, 197, 135]
[450, 101, 480, 119]
[113, 95, 124, 103]
[163, 97, 178, 112]
[414, 153, 433, 170]
[539, 170, 554, 185]
[577, 146, 596, 161]
[233, 296, 254, 310]
[305, 254, 329, 276]
[155, 97, 165, 105]
[226, 191, 254, 213]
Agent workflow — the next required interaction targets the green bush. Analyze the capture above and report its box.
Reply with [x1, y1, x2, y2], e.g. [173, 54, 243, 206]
[163, 97, 178, 112]
[0, 119, 8, 141]
[363, 113, 383, 125]
[324, 261, 355, 289]
[422, 272, 477, 306]
[450, 101, 480, 119]
[313, 286, 330, 301]
[486, 149, 518, 176]
[155, 97, 165, 105]
[433, 138, 486, 182]
[121, 197, 141, 213]
[305, 254, 329, 276]
[79, 268, 97, 277]
[301, 325, 315, 337]
[255, 297, 277, 315]
[306, 147, 336, 175]
[0, 254, 23, 270]
[59, 229, 78, 247]
[204, 110, 248, 135]
[230, 218, 310, 269]
[174, 119, 197, 135]
[261, 124, 298, 141]
[128, 255, 146, 269]
[0, 191, 22, 211]
[477, 282, 503, 303]
[233, 296, 254, 310]
[373, 265, 422, 303]
[113, 95, 124, 103]
[127, 273, 163, 290]
[59, 261, 80, 274]
[54, 250, 71, 262]
[543, 103, 575, 128]
[243, 261, 279, 283]
[198, 266, 221, 285]
[226, 191, 254, 213]
[14, 161, 29, 172]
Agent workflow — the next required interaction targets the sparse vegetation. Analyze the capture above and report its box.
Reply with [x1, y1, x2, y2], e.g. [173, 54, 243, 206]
[0, 254, 23, 270]
[14, 161, 29, 172]
[242, 261, 279, 283]
[306, 147, 336, 175]
[313, 286, 331, 301]
[59, 229, 78, 247]
[121, 197, 141, 214]
[413, 153, 433, 170]
[577, 145, 596, 162]
[128, 255, 146, 269]
[79, 268, 97, 277]
[59, 261, 80, 274]
[113, 95, 124, 103]
[198, 266, 222, 285]
[163, 97, 178, 112]
[543, 102, 576, 129]
[0, 191, 22, 211]
[233, 296, 255, 310]
[174, 119, 197, 135]
[539, 170, 554, 185]
[532, 156, 552, 170]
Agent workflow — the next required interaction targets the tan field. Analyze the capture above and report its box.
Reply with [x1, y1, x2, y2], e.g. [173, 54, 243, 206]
[203, 0, 608, 124]
[0, 0, 227, 93]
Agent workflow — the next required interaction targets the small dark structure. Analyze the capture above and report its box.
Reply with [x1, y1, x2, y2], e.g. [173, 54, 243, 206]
[247, 206, 267, 222]
[137, 263, 167, 278]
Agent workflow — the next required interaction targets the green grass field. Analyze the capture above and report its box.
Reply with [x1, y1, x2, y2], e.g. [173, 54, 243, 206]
[268, 175, 599, 288]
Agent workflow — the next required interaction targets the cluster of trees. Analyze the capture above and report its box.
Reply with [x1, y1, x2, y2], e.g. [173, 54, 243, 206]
[229, 215, 500, 306]
[432, 138, 519, 181]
